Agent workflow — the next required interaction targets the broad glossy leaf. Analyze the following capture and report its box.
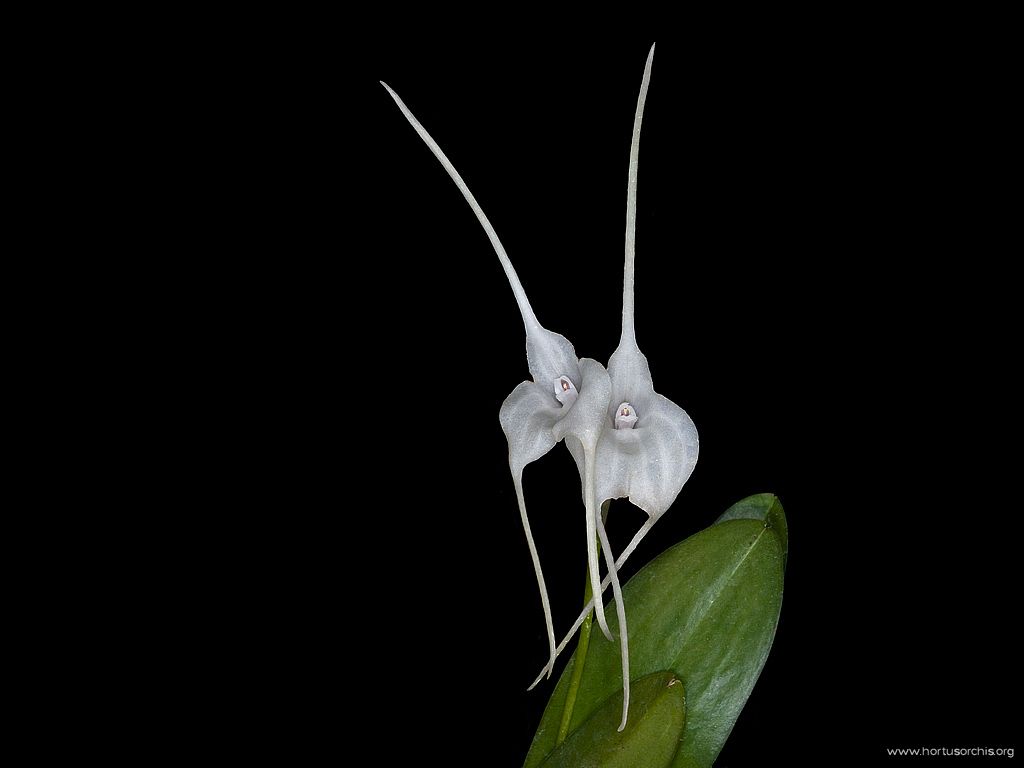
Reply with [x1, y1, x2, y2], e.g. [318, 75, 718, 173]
[714, 492, 788, 567]
[525, 504, 785, 768]
[538, 671, 685, 768]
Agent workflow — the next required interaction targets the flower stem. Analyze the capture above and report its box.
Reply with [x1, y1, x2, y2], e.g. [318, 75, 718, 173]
[556, 501, 610, 746]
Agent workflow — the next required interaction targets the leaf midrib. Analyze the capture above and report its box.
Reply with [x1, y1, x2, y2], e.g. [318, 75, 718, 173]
[676, 524, 769, 649]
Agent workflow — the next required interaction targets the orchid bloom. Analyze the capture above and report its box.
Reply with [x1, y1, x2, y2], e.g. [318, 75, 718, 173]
[380, 82, 628, 694]
[531, 45, 699, 691]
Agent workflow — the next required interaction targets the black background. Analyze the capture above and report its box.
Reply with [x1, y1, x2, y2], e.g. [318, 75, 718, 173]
[196, 30, 1018, 766]
[356, 36, 1017, 765]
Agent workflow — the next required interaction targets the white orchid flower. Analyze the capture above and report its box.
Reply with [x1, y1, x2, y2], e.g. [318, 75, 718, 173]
[530, 45, 699, 705]
[380, 81, 628, 691]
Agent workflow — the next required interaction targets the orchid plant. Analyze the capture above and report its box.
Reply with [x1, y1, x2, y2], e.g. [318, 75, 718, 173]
[383, 46, 785, 765]
[383, 45, 696, 731]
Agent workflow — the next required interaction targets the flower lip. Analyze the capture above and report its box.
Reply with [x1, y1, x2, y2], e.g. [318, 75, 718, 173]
[554, 375, 579, 408]
[614, 401, 638, 429]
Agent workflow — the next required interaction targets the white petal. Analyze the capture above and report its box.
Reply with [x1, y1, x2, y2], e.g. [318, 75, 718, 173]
[550, 359, 611, 445]
[551, 359, 613, 501]
[499, 380, 563, 674]
[381, 81, 578, 388]
[620, 44, 655, 346]
[550, 359, 615, 640]
[499, 380, 561, 473]
[607, 341, 655, 421]
[527, 328, 581, 391]
[512, 470, 556, 675]
[595, 392, 699, 518]
[608, 38, 657, 414]
[601, 43, 699, 519]
[563, 435, 586, 495]
[583, 443, 611, 641]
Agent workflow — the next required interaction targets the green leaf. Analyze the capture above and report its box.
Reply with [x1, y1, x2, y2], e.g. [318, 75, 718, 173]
[538, 671, 685, 768]
[714, 493, 788, 567]
[524, 501, 785, 768]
